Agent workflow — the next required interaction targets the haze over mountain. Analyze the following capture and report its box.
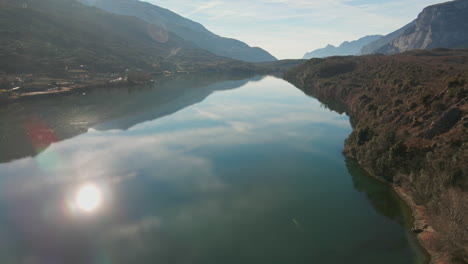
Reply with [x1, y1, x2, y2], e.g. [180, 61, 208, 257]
[79, 0, 277, 62]
[303, 35, 382, 59]
[362, 0, 468, 55]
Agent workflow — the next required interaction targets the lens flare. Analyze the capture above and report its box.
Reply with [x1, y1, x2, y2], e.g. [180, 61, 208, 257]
[75, 184, 102, 213]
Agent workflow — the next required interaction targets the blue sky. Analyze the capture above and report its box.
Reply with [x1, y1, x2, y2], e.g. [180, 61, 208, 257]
[147, 0, 449, 59]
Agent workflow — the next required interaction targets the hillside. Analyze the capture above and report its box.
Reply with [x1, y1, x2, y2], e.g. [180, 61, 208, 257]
[0, 0, 280, 98]
[79, 0, 277, 62]
[377, 0, 468, 54]
[303, 35, 382, 59]
[0, 0, 238, 74]
[285, 49, 468, 264]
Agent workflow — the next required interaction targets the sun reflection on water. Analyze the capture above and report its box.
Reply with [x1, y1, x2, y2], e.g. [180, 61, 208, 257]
[74, 184, 102, 213]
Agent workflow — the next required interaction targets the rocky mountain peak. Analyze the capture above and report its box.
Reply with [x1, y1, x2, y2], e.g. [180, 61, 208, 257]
[377, 0, 468, 54]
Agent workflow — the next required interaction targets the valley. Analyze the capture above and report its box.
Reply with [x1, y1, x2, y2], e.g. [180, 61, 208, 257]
[0, 0, 467, 263]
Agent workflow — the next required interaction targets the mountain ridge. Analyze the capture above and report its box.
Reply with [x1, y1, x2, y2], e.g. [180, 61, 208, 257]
[0, 0, 233, 74]
[360, 21, 416, 55]
[79, 0, 278, 62]
[303, 35, 382, 59]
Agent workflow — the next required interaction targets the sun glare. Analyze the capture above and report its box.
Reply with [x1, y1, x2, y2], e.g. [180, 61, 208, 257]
[75, 184, 102, 213]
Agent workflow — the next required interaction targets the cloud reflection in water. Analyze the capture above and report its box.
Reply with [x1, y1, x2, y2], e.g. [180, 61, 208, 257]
[0, 77, 421, 264]
[0, 77, 348, 197]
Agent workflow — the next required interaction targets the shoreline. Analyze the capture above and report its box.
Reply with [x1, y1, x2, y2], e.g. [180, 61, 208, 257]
[355, 160, 443, 264]
[0, 76, 155, 106]
[0, 59, 304, 106]
[394, 187, 443, 264]
[284, 50, 468, 264]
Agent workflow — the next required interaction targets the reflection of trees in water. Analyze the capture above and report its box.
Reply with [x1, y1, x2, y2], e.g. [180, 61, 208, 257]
[286, 82, 363, 128]
[317, 98, 347, 115]
[286, 82, 348, 115]
[346, 159, 410, 227]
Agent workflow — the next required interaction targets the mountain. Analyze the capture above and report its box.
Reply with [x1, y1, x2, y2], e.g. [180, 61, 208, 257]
[303, 35, 382, 59]
[78, 0, 277, 62]
[360, 21, 415, 55]
[0, 0, 242, 75]
[376, 0, 468, 54]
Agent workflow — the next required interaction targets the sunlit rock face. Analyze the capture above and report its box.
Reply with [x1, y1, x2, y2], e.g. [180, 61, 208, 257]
[360, 21, 415, 55]
[378, 0, 468, 54]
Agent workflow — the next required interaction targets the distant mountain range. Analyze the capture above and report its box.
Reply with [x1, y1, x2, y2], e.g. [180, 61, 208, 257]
[79, 0, 277, 62]
[303, 35, 382, 59]
[2, 0, 466, 76]
[305, 0, 468, 59]
[362, 0, 468, 54]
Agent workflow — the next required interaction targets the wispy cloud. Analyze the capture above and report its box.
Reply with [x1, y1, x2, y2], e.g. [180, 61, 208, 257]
[183, 1, 220, 16]
[149, 0, 447, 59]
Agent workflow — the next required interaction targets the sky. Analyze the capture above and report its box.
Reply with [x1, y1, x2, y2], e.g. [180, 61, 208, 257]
[147, 0, 449, 59]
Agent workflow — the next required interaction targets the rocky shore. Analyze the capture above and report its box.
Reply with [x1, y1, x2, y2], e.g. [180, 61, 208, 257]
[285, 49, 468, 264]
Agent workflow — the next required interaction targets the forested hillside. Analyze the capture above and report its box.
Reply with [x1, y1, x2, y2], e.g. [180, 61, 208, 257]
[285, 49, 468, 264]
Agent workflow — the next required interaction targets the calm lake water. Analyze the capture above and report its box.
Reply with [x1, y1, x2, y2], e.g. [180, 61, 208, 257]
[0, 75, 428, 264]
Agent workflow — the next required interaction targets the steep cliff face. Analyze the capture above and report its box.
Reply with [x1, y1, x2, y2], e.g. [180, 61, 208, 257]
[285, 50, 468, 264]
[360, 21, 415, 54]
[303, 35, 382, 59]
[378, 0, 468, 54]
[79, 0, 277, 63]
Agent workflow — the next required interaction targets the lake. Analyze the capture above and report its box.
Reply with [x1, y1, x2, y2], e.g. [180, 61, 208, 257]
[0, 75, 428, 264]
